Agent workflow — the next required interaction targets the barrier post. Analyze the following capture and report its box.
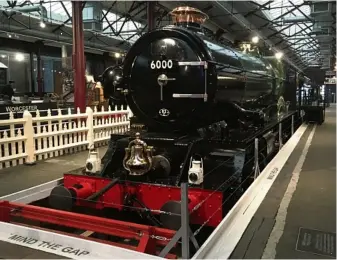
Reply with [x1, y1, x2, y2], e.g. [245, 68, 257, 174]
[291, 115, 295, 135]
[159, 183, 199, 258]
[279, 123, 283, 150]
[254, 138, 260, 179]
[181, 182, 190, 259]
[23, 111, 36, 165]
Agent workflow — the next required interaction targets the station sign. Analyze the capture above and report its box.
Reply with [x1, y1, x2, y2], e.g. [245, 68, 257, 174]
[325, 71, 336, 76]
[324, 77, 336, 85]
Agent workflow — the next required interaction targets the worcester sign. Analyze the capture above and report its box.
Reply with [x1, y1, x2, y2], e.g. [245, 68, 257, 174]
[5, 105, 38, 112]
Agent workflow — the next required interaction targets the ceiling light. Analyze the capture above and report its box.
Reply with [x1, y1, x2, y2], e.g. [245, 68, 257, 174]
[0, 55, 6, 58]
[275, 52, 283, 60]
[115, 53, 121, 58]
[15, 53, 24, 62]
[252, 36, 259, 44]
[40, 21, 46, 28]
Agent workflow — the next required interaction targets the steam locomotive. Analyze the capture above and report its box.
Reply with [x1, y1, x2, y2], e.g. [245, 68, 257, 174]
[49, 7, 298, 242]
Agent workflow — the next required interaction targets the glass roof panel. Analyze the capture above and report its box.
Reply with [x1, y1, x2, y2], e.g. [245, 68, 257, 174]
[254, 0, 320, 66]
[0, 0, 143, 43]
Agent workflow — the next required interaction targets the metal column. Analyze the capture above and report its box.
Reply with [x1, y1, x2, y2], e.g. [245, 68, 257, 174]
[147, 1, 155, 31]
[29, 53, 35, 93]
[36, 45, 43, 97]
[72, 1, 86, 112]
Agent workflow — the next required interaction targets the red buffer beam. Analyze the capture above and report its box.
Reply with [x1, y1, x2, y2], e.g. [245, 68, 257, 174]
[60, 174, 223, 227]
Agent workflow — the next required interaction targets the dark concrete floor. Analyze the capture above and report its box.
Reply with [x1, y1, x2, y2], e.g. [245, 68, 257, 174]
[0, 146, 107, 259]
[0, 146, 107, 197]
[275, 106, 336, 259]
[231, 105, 336, 259]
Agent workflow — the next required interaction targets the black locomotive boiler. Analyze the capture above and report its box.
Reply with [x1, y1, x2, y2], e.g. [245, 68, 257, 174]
[49, 6, 297, 247]
[103, 13, 287, 133]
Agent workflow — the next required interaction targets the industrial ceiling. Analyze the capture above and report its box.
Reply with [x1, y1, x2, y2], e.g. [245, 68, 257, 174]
[0, 0, 335, 74]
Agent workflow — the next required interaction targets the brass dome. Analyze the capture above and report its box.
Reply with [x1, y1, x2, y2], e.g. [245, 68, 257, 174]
[170, 6, 209, 25]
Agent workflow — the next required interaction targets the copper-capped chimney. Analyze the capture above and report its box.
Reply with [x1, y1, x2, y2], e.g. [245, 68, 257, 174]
[170, 6, 208, 30]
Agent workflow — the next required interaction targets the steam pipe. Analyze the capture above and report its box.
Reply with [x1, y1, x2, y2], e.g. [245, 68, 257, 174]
[6, 5, 47, 16]
[5, 5, 47, 21]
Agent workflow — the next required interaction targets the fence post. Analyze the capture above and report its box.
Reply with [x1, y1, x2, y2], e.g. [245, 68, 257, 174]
[23, 110, 36, 165]
[127, 106, 133, 119]
[86, 107, 94, 150]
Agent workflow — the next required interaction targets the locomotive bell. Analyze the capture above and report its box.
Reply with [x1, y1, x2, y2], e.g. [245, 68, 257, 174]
[123, 132, 153, 176]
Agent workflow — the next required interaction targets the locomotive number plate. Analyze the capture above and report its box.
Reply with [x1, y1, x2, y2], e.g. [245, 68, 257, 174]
[150, 60, 176, 70]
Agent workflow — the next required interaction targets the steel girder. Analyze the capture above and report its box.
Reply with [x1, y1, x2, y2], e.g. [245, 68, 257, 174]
[0, 0, 171, 52]
[212, 0, 303, 72]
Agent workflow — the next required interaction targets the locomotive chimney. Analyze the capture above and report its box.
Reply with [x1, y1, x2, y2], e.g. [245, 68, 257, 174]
[170, 6, 208, 30]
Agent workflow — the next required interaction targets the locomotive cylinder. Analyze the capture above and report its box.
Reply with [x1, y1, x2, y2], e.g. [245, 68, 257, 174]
[49, 182, 93, 211]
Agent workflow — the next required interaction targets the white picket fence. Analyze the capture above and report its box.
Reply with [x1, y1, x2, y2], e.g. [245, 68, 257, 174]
[0, 106, 132, 169]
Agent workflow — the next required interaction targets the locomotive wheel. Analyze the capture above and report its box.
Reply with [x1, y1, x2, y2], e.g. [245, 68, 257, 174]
[160, 201, 181, 231]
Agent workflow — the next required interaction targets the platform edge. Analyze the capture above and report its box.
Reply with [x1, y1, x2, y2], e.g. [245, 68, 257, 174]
[0, 222, 162, 259]
[0, 178, 63, 204]
[192, 123, 309, 259]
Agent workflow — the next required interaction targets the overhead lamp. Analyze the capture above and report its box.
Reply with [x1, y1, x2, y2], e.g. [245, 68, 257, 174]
[275, 52, 283, 60]
[0, 55, 6, 58]
[15, 53, 24, 62]
[40, 21, 46, 28]
[251, 36, 259, 44]
[115, 52, 121, 58]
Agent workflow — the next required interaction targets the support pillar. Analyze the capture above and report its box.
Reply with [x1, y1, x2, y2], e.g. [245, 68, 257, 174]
[61, 45, 71, 69]
[29, 52, 35, 93]
[72, 1, 86, 112]
[147, 1, 156, 31]
[61, 45, 73, 97]
[36, 46, 43, 97]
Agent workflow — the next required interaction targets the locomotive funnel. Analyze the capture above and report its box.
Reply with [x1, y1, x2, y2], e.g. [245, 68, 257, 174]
[170, 6, 208, 26]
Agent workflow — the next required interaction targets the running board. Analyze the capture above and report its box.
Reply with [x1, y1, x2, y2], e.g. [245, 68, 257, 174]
[172, 94, 206, 99]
